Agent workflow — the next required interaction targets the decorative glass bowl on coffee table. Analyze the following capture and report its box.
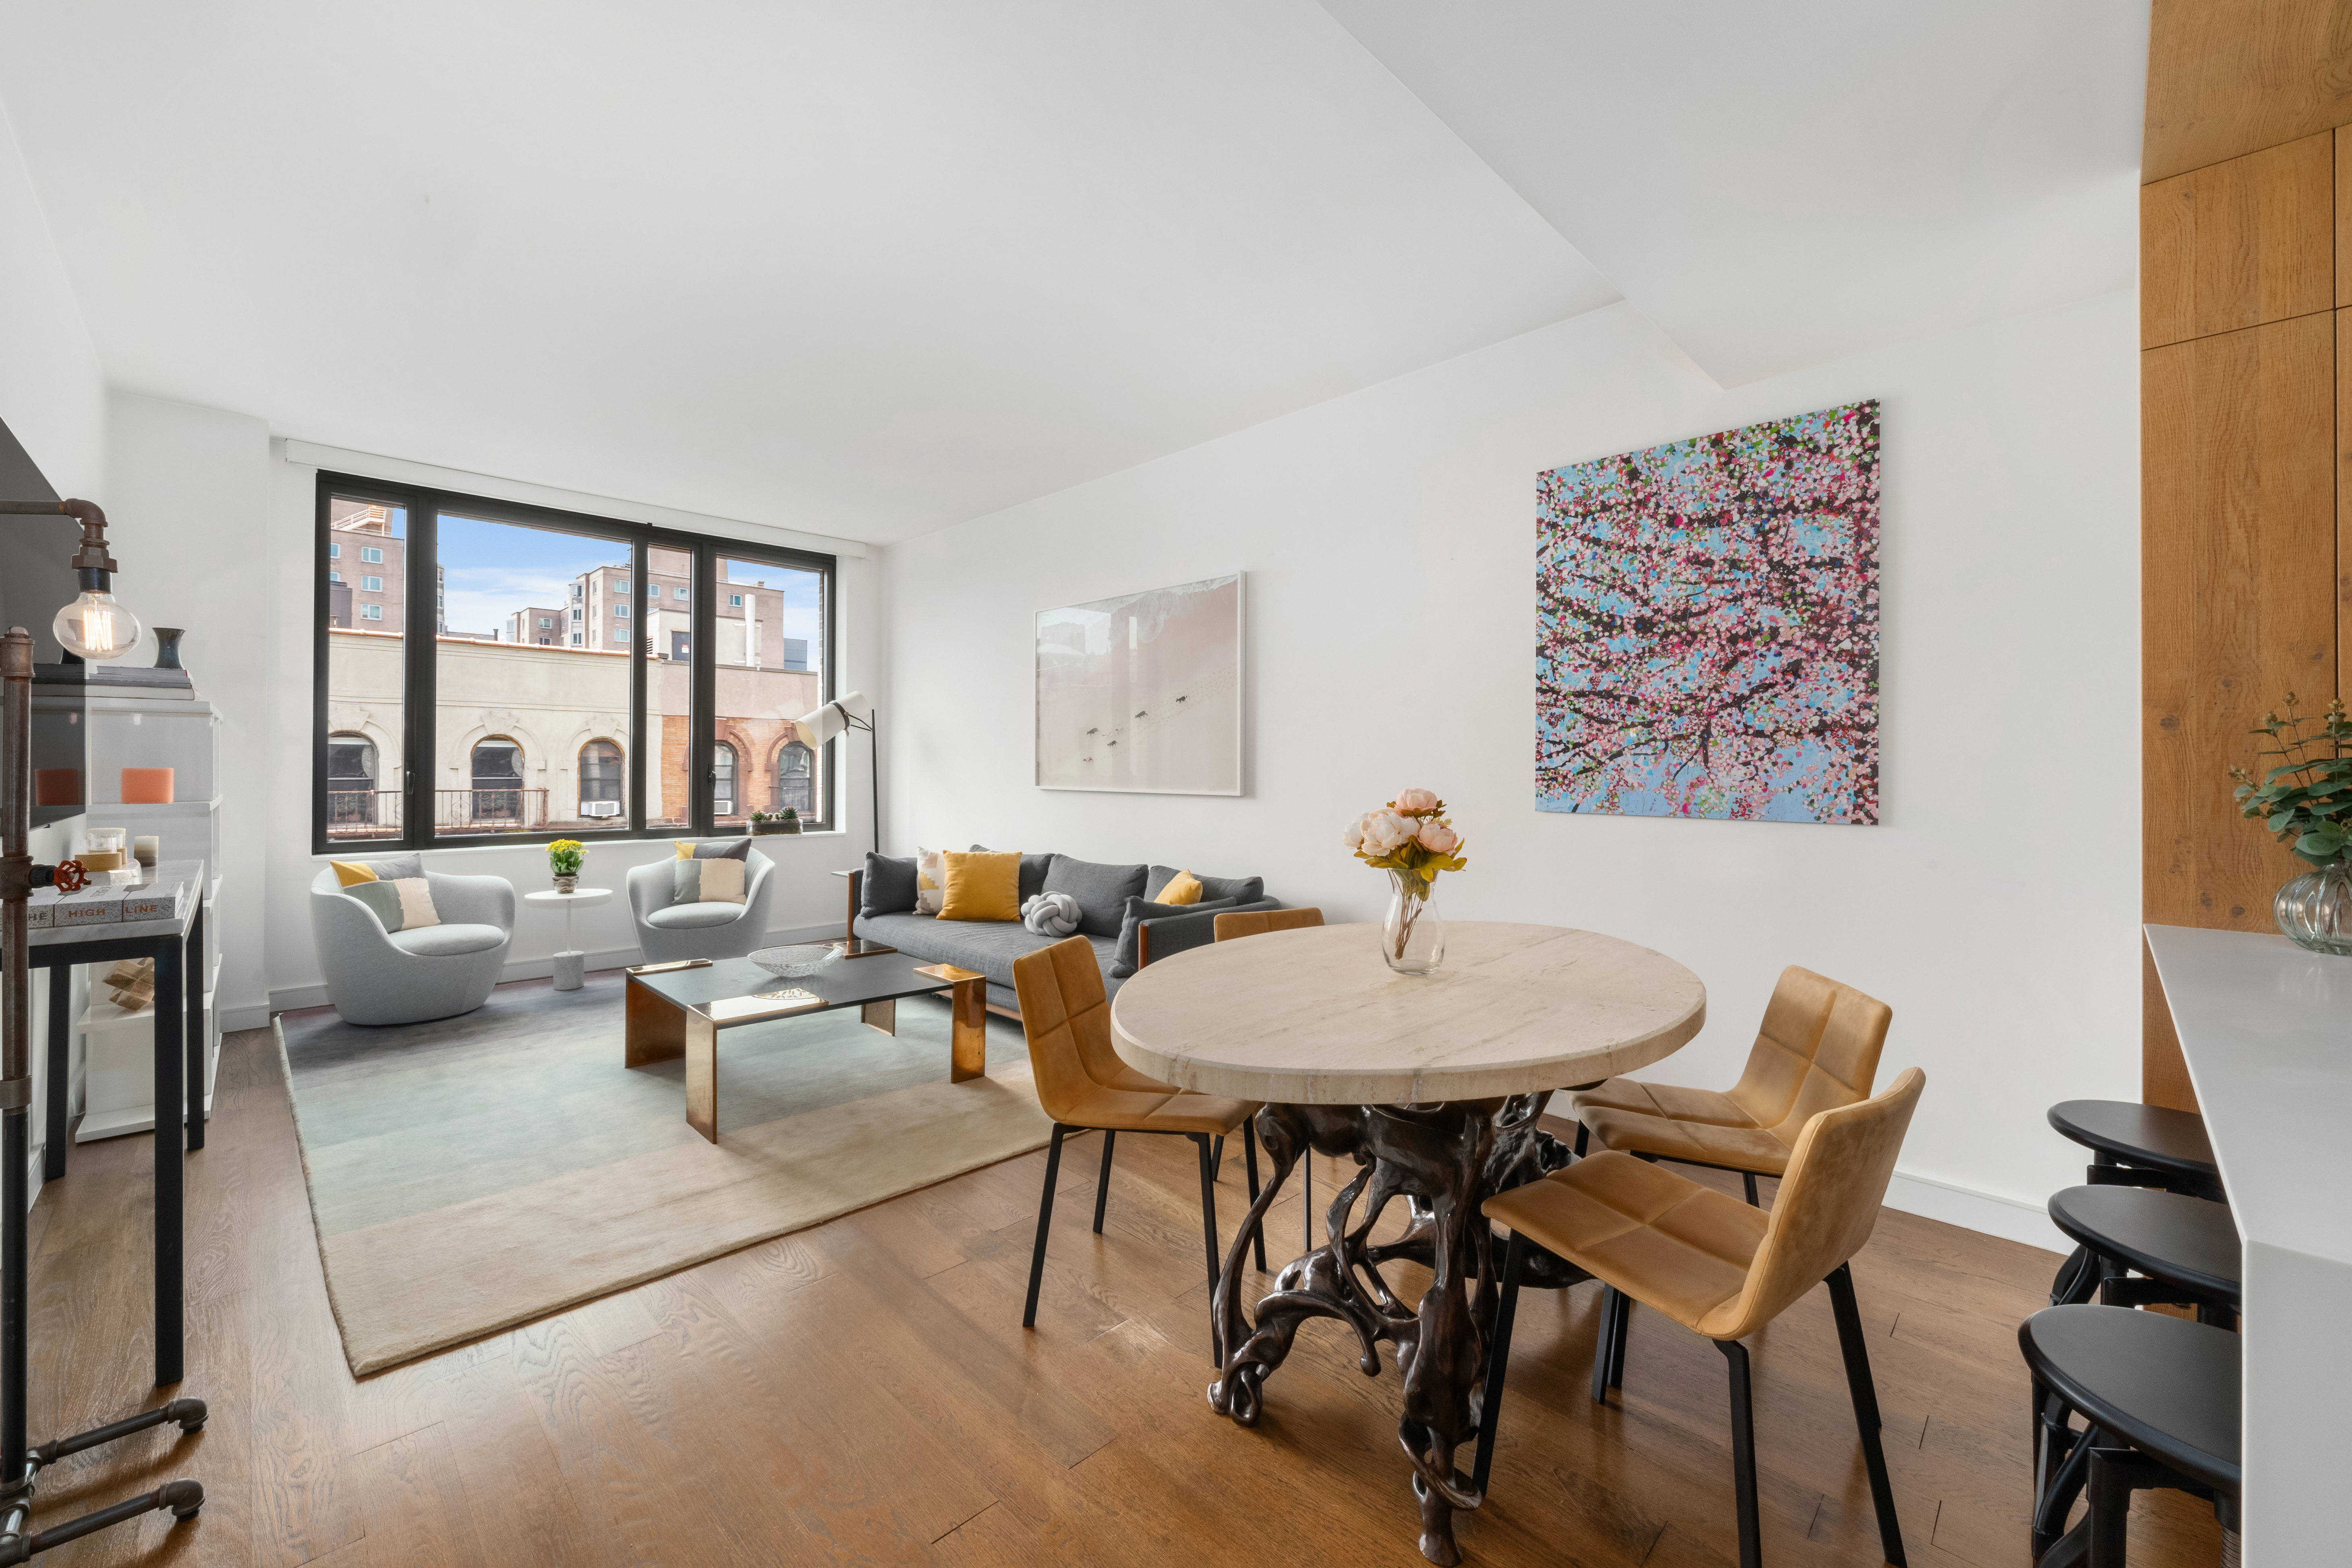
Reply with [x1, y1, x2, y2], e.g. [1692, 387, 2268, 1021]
[749, 943, 844, 979]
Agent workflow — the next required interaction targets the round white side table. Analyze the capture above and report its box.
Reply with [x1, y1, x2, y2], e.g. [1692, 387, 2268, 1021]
[523, 887, 613, 991]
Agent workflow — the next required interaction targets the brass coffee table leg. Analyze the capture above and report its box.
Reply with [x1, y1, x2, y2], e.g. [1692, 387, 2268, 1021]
[624, 974, 687, 1066]
[683, 1009, 720, 1144]
[949, 976, 986, 1083]
[861, 999, 897, 1034]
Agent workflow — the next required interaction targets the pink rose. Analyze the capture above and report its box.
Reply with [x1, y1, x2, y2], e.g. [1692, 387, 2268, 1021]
[1393, 788, 1440, 813]
[1416, 820, 1460, 854]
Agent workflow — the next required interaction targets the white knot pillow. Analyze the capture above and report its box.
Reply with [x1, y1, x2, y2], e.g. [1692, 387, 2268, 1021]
[1021, 891, 1081, 938]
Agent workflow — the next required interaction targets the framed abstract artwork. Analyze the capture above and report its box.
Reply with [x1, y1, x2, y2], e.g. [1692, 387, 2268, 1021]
[1036, 573, 1242, 794]
[1535, 400, 1880, 825]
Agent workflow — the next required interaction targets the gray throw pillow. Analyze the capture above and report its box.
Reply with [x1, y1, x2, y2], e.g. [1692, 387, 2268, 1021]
[970, 846, 1054, 905]
[1042, 854, 1149, 939]
[1145, 865, 1265, 906]
[349, 852, 426, 883]
[861, 853, 919, 917]
[683, 837, 751, 861]
[1110, 896, 1237, 979]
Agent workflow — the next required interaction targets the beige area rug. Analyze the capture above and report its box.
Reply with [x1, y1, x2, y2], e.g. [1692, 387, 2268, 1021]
[275, 969, 1050, 1375]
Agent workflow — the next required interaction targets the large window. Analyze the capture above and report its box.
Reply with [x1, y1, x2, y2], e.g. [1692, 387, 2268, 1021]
[312, 474, 836, 850]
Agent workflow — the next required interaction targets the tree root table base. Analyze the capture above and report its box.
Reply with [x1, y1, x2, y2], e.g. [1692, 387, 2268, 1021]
[1208, 1090, 1597, 1566]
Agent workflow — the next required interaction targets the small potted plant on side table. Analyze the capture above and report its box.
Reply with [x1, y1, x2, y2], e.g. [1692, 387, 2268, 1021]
[548, 838, 585, 894]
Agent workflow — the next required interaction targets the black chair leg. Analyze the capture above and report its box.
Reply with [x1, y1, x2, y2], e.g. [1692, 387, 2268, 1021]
[1023, 1126, 1067, 1329]
[1743, 1171, 1760, 1207]
[1242, 1118, 1265, 1271]
[1194, 1134, 1222, 1365]
[2086, 1448, 2129, 1568]
[1591, 1285, 1620, 1404]
[1573, 1121, 1589, 1158]
[1211, 1134, 1224, 1181]
[1717, 1338, 1762, 1568]
[1091, 1131, 1116, 1234]
[1470, 1229, 1527, 1498]
[1826, 1264, 1907, 1566]
[1608, 1287, 1630, 1391]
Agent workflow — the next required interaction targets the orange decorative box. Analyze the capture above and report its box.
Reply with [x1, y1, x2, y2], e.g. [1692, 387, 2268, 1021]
[120, 768, 174, 805]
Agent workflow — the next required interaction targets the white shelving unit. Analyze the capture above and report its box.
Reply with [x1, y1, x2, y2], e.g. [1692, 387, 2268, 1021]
[74, 681, 223, 1142]
[73, 944, 219, 1142]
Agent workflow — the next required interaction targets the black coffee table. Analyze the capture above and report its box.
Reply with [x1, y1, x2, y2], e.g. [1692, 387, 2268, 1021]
[623, 950, 988, 1142]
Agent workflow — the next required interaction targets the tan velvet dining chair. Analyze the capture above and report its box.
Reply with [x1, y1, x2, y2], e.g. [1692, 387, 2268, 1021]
[1477, 1066, 1927, 1568]
[1211, 907, 1324, 1247]
[1571, 965, 1893, 1206]
[1210, 906, 1326, 941]
[1012, 935, 1264, 1363]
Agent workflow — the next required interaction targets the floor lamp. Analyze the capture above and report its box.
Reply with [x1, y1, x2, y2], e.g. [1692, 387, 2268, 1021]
[788, 690, 878, 858]
[0, 498, 204, 1562]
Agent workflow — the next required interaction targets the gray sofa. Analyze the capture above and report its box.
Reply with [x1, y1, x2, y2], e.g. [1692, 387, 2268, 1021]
[308, 863, 516, 1026]
[846, 849, 1278, 1016]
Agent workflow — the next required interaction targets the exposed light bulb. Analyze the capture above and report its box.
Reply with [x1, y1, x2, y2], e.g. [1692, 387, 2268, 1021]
[54, 588, 143, 660]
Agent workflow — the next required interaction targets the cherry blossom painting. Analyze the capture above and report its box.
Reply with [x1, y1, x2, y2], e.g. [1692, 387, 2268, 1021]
[1536, 400, 1880, 825]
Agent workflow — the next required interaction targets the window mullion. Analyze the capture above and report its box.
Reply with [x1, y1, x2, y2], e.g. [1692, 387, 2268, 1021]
[690, 544, 717, 836]
[405, 496, 439, 850]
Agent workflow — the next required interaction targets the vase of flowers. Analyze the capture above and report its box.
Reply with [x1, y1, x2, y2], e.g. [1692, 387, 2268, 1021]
[2230, 694, 2352, 956]
[1343, 789, 1468, 974]
[548, 838, 585, 895]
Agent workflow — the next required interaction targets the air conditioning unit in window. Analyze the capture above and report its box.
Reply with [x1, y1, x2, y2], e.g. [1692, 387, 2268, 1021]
[579, 801, 623, 818]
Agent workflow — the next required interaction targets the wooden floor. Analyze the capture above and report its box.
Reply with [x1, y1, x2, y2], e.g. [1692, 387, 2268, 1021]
[17, 1022, 2224, 1567]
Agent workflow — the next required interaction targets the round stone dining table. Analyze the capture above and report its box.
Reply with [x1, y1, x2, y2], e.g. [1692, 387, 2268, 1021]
[1110, 920, 1706, 1566]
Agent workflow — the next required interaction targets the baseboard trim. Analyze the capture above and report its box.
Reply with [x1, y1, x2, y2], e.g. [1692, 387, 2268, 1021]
[1885, 1167, 2066, 1257]
[265, 923, 848, 1016]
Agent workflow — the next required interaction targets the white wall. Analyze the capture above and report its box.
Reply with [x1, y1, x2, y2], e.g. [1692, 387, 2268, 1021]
[0, 99, 101, 500]
[1, 99, 105, 1194]
[103, 393, 273, 1026]
[883, 291, 2142, 1252]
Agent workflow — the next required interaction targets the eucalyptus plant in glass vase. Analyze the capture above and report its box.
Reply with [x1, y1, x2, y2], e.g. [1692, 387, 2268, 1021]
[1343, 790, 1468, 974]
[2230, 694, 2352, 956]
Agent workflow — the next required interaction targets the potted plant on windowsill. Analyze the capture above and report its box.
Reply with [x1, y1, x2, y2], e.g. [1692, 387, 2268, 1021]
[750, 809, 802, 836]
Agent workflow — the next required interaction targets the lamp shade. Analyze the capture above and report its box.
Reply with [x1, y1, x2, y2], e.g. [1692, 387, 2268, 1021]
[789, 690, 871, 747]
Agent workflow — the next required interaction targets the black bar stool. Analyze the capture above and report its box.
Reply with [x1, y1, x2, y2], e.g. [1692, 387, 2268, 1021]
[2046, 1100, 2223, 1303]
[2019, 1304, 2239, 1565]
[2047, 1185, 2240, 1328]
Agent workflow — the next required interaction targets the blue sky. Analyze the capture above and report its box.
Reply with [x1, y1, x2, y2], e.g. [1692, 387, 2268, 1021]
[430, 515, 825, 658]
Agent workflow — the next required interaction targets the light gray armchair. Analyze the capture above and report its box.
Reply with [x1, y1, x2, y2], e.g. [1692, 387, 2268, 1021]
[308, 866, 515, 1026]
[627, 849, 776, 964]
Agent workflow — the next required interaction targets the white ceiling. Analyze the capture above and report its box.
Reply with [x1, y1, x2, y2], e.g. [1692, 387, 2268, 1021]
[0, 1, 1611, 543]
[1320, 0, 2147, 387]
[0, 1, 2143, 543]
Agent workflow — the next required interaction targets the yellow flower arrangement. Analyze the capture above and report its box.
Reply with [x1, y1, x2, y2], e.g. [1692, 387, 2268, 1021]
[547, 839, 586, 876]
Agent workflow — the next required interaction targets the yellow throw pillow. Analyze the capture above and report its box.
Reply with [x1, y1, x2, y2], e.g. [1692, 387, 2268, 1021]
[938, 851, 1021, 922]
[1159, 870, 1204, 906]
[329, 860, 380, 887]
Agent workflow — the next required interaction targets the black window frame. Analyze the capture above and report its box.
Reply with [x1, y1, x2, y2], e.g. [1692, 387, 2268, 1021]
[311, 471, 839, 853]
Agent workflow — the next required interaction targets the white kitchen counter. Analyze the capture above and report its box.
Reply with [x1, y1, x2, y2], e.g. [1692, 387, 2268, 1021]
[2144, 924, 2352, 1566]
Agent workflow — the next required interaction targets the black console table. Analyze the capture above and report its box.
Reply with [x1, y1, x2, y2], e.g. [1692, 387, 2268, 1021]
[24, 860, 207, 1387]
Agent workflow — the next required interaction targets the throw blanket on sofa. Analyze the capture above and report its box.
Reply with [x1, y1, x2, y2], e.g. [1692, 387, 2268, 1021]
[1021, 892, 1081, 938]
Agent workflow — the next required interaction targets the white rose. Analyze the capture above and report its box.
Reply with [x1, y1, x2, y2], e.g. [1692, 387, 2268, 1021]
[1363, 811, 1413, 854]
[1342, 817, 1366, 850]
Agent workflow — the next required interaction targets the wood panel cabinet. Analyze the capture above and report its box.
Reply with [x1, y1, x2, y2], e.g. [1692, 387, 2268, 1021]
[2143, 132, 2332, 350]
